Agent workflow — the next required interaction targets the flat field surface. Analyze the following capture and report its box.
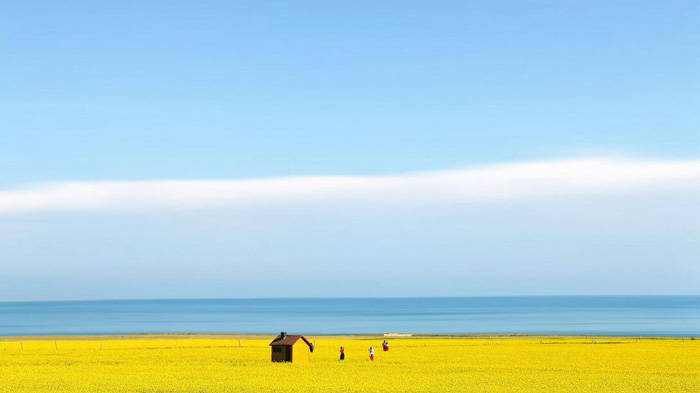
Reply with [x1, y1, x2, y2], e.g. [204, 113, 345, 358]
[0, 336, 698, 392]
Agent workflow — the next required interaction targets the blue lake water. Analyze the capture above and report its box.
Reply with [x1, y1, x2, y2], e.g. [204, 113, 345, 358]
[0, 296, 698, 336]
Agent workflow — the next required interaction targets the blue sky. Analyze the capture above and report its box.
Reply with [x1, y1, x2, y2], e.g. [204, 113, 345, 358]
[1, 1, 698, 300]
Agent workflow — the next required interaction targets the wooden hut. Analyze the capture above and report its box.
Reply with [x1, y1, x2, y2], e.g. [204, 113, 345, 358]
[269, 332, 313, 363]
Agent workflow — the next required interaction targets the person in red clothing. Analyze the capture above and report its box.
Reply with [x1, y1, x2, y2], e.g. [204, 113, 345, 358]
[339, 346, 345, 361]
[369, 346, 375, 361]
[382, 340, 389, 352]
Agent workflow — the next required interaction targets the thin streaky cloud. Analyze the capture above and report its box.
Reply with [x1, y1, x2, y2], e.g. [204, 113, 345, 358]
[1, 157, 699, 215]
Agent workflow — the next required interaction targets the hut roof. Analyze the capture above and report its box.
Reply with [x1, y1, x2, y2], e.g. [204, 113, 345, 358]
[269, 334, 312, 348]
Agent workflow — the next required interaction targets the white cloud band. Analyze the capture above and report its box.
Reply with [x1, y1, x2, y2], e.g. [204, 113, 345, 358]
[1, 157, 699, 215]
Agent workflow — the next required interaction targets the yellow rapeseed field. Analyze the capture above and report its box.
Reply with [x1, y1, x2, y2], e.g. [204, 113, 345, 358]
[0, 336, 698, 392]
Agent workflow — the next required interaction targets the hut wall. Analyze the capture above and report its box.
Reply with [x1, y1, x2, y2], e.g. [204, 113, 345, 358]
[271, 345, 289, 362]
[292, 341, 310, 363]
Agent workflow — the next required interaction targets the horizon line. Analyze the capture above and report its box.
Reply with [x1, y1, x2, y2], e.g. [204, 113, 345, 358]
[3, 294, 699, 304]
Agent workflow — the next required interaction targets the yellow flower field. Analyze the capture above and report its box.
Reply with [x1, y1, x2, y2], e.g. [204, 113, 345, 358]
[0, 336, 698, 392]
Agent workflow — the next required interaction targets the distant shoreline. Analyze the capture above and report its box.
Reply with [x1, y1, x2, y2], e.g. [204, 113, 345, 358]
[0, 333, 695, 341]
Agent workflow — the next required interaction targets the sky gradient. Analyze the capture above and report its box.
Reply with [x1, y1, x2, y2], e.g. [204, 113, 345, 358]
[1, 1, 698, 300]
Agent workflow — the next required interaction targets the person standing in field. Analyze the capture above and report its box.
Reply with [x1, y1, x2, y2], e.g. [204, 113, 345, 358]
[369, 346, 375, 361]
[382, 340, 389, 351]
[339, 346, 345, 361]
